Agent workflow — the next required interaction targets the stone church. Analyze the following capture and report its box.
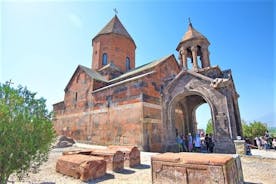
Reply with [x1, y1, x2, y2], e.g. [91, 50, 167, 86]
[53, 15, 242, 153]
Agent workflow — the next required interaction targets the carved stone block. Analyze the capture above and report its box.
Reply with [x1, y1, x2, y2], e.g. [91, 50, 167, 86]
[56, 154, 106, 181]
[90, 149, 124, 171]
[108, 145, 141, 167]
[151, 153, 244, 184]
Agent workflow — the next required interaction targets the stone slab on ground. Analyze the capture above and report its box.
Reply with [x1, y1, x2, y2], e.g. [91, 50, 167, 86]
[151, 152, 243, 184]
[90, 149, 125, 172]
[56, 154, 106, 181]
[108, 145, 141, 167]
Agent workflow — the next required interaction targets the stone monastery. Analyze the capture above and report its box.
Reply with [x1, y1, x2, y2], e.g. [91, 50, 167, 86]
[53, 15, 242, 153]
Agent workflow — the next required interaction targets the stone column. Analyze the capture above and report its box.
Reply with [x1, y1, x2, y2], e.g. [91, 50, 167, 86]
[181, 49, 188, 70]
[178, 52, 183, 69]
[191, 46, 199, 70]
[201, 45, 210, 68]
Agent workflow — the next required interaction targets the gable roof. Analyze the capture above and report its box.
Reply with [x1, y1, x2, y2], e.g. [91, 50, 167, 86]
[64, 55, 178, 91]
[92, 15, 135, 46]
[64, 65, 107, 91]
[109, 54, 176, 83]
[79, 65, 108, 82]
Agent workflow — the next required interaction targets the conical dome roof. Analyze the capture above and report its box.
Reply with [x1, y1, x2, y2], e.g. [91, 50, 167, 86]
[177, 22, 209, 51]
[92, 15, 135, 46]
[182, 23, 207, 42]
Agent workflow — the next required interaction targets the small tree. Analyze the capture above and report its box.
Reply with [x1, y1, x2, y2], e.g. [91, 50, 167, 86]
[0, 82, 55, 184]
[242, 120, 267, 139]
[206, 119, 213, 134]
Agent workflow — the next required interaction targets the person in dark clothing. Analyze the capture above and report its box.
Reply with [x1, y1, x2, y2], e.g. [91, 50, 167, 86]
[209, 134, 214, 153]
[205, 134, 210, 152]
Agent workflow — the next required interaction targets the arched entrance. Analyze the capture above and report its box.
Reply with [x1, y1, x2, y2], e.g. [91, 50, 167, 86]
[161, 70, 239, 154]
[171, 92, 213, 138]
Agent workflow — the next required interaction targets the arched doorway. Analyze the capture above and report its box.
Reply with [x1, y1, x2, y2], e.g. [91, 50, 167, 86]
[170, 92, 214, 141]
[161, 70, 239, 154]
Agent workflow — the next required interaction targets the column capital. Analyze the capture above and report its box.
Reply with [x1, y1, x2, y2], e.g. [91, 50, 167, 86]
[180, 49, 188, 55]
[191, 46, 198, 51]
[200, 45, 208, 50]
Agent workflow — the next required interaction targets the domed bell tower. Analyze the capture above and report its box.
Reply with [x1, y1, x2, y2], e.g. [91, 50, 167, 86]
[176, 19, 211, 71]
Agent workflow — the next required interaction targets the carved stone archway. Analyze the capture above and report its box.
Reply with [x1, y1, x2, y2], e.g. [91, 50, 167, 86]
[161, 70, 238, 154]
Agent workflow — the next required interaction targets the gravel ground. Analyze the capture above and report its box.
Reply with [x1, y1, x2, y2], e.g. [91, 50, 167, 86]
[8, 145, 276, 184]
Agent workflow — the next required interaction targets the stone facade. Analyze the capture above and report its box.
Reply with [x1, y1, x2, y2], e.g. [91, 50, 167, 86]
[53, 15, 242, 153]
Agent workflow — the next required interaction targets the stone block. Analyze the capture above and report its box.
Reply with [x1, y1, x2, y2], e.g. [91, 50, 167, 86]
[108, 145, 141, 167]
[56, 154, 106, 182]
[151, 152, 244, 184]
[62, 149, 93, 155]
[90, 149, 124, 171]
[234, 140, 246, 155]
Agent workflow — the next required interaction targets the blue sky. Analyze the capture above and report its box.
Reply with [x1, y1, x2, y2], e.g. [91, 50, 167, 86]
[1, 0, 275, 129]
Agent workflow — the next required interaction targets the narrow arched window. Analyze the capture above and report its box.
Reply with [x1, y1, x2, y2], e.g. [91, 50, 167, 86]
[126, 57, 130, 71]
[102, 53, 108, 66]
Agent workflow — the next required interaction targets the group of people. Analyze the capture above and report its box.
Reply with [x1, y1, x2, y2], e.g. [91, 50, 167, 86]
[255, 131, 276, 150]
[176, 132, 214, 153]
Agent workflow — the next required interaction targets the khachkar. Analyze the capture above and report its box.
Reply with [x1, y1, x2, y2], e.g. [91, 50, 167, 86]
[161, 21, 242, 154]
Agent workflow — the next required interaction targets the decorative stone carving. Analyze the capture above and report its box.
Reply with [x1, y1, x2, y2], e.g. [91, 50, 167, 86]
[210, 78, 231, 88]
[151, 152, 244, 184]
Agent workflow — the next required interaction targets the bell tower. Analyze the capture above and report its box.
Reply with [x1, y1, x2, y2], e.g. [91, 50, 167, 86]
[176, 20, 211, 71]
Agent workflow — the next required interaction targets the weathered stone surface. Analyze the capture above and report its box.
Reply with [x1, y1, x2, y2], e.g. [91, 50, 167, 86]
[151, 153, 244, 184]
[234, 140, 246, 155]
[90, 149, 124, 171]
[62, 149, 93, 156]
[56, 154, 106, 181]
[108, 145, 141, 167]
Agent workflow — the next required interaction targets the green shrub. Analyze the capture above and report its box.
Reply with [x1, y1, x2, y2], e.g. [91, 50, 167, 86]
[0, 82, 55, 184]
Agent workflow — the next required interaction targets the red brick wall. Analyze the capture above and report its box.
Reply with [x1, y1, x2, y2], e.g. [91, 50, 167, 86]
[63, 70, 93, 114]
[92, 34, 136, 73]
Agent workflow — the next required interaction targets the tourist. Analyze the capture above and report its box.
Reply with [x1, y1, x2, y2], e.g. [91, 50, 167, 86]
[176, 134, 183, 152]
[272, 138, 276, 150]
[181, 135, 188, 152]
[255, 136, 261, 149]
[245, 139, 252, 155]
[194, 133, 201, 152]
[263, 137, 268, 151]
[209, 133, 214, 153]
[260, 136, 264, 149]
[205, 134, 210, 152]
[264, 130, 270, 149]
[188, 133, 193, 152]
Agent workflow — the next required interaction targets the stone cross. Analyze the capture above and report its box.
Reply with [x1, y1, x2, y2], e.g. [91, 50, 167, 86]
[113, 8, 118, 15]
